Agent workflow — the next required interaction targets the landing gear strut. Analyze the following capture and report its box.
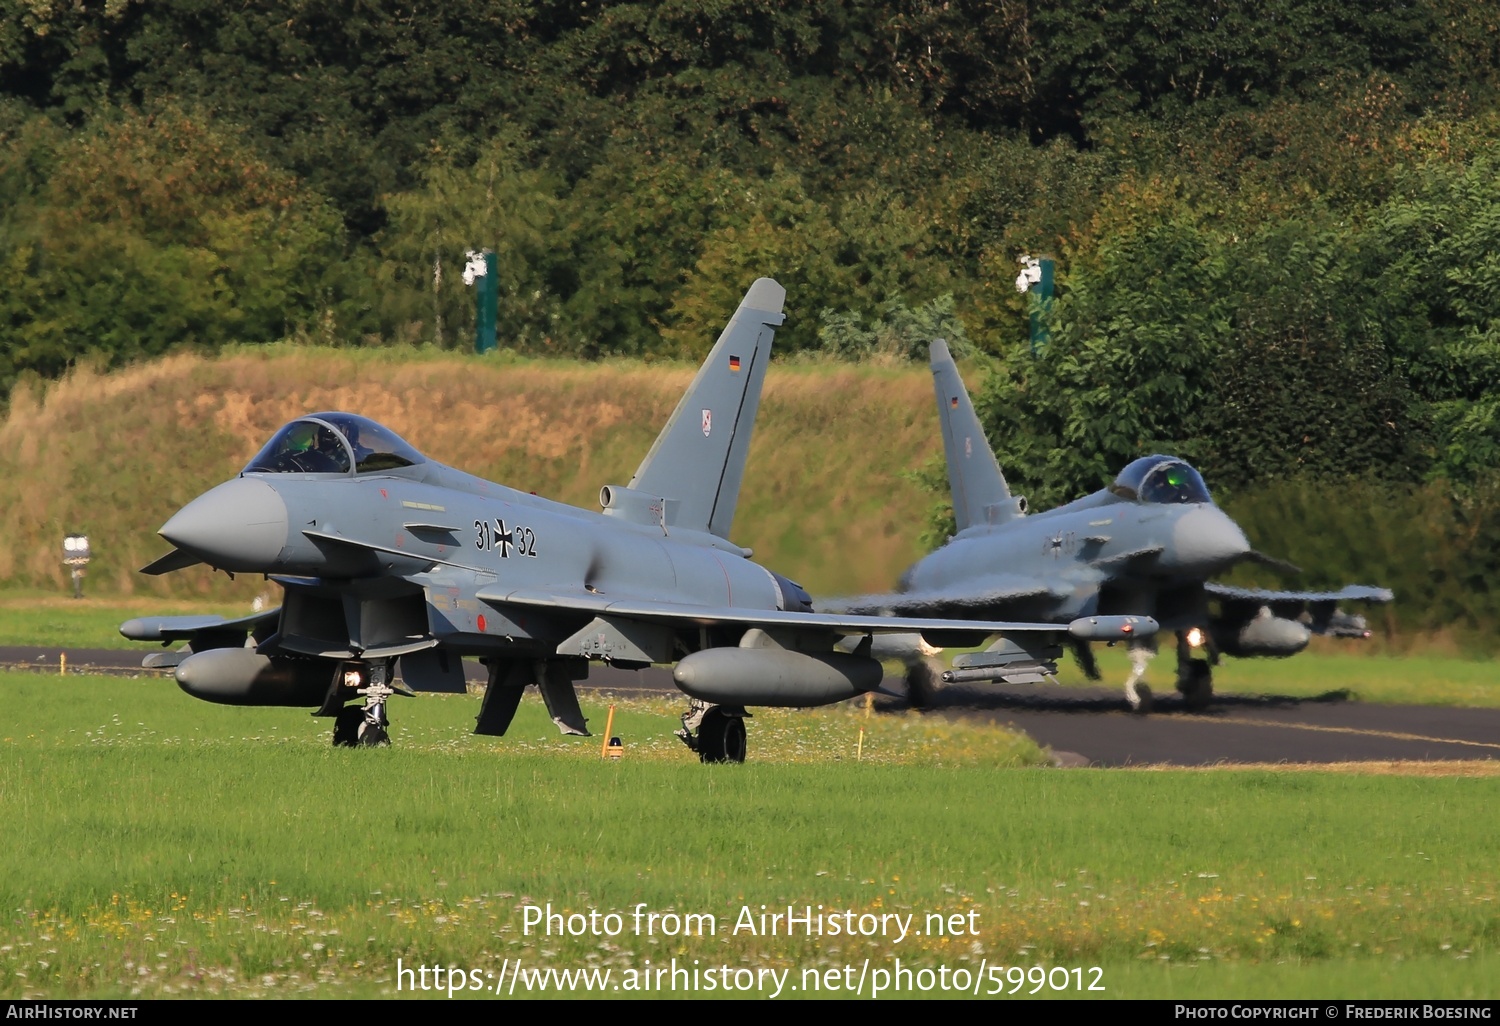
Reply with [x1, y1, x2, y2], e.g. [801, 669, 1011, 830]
[676, 698, 748, 764]
[1175, 632, 1214, 712]
[332, 660, 395, 747]
[903, 656, 941, 709]
[1123, 638, 1156, 713]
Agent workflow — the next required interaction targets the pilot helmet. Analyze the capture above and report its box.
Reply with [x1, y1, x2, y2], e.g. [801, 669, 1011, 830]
[287, 423, 317, 453]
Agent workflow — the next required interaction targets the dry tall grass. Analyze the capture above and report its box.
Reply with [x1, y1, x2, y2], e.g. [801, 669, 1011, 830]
[0, 348, 945, 601]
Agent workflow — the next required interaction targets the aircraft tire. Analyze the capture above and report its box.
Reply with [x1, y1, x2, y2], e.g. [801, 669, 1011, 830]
[356, 722, 391, 748]
[332, 706, 363, 747]
[723, 717, 746, 763]
[697, 708, 746, 764]
[905, 658, 939, 709]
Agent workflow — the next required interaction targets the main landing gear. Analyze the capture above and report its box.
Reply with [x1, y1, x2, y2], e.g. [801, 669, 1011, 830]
[903, 657, 941, 709]
[331, 660, 396, 747]
[676, 698, 748, 764]
[1119, 632, 1215, 713]
[1174, 631, 1215, 712]
[1123, 639, 1155, 713]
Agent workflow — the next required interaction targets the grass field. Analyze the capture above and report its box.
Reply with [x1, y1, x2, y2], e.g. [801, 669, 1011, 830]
[0, 591, 251, 651]
[2, 670, 1496, 1000]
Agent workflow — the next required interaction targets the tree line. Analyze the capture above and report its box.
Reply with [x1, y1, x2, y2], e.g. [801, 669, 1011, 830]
[1, 0, 1497, 628]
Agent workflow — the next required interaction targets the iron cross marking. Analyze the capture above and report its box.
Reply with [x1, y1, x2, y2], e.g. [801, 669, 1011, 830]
[494, 519, 515, 558]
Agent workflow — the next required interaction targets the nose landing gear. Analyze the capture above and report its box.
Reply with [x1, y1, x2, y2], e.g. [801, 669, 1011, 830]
[331, 660, 397, 747]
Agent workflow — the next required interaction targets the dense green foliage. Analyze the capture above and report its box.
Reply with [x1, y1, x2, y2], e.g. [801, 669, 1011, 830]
[0, 0, 1497, 626]
[3, 0, 1494, 368]
[984, 143, 1500, 503]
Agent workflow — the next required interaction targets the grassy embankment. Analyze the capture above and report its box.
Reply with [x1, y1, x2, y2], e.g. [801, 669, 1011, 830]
[1, 672, 1496, 999]
[0, 347, 943, 602]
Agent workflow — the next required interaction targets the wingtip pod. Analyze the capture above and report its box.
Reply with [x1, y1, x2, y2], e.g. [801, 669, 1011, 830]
[1068, 614, 1158, 641]
[119, 618, 158, 641]
[120, 614, 226, 641]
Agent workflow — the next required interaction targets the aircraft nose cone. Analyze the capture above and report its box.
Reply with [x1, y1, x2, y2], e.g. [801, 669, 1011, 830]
[1168, 506, 1250, 576]
[159, 477, 288, 572]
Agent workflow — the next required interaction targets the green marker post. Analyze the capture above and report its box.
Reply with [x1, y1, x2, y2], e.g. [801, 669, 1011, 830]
[1028, 257, 1054, 356]
[475, 249, 498, 355]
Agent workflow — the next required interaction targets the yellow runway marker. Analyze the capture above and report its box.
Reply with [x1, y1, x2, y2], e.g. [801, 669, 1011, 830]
[1126, 760, 1500, 776]
[1214, 716, 1500, 753]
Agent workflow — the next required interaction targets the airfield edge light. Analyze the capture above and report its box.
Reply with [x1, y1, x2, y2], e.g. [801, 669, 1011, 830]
[62, 532, 91, 599]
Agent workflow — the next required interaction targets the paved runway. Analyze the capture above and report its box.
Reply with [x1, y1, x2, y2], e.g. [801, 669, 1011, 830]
[7, 647, 1497, 767]
[913, 683, 1500, 767]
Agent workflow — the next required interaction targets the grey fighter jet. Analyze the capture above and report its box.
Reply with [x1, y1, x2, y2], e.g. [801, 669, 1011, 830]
[834, 340, 1391, 712]
[120, 281, 1152, 761]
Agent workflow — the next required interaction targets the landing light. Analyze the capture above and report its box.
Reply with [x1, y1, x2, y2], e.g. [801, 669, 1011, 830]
[343, 669, 363, 689]
[1186, 627, 1206, 649]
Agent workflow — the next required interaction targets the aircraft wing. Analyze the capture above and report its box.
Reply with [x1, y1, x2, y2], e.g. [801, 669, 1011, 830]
[120, 608, 281, 644]
[475, 585, 1150, 645]
[119, 608, 282, 666]
[1206, 583, 1392, 637]
[817, 573, 1061, 619]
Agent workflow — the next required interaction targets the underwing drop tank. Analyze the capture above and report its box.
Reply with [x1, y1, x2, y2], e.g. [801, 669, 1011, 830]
[1211, 611, 1311, 658]
[672, 647, 883, 707]
[174, 648, 331, 706]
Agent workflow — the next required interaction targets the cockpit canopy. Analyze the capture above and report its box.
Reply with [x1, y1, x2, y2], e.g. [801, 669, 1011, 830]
[243, 413, 426, 476]
[1109, 455, 1212, 505]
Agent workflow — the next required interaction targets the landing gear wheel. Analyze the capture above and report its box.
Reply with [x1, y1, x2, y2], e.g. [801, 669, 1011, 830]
[904, 657, 940, 709]
[356, 721, 391, 747]
[332, 706, 363, 747]
[697, 708, 747, 764]
[1176, 658, 1213, 712]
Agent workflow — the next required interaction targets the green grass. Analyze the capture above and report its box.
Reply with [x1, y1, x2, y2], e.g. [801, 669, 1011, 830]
[0, 590, 250, 650]
[2, 671, 1497, 999]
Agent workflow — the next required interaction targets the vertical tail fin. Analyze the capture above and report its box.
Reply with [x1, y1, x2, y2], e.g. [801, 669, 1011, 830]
[930, 339, 1020, 531]
[620, 278, 785, 539]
